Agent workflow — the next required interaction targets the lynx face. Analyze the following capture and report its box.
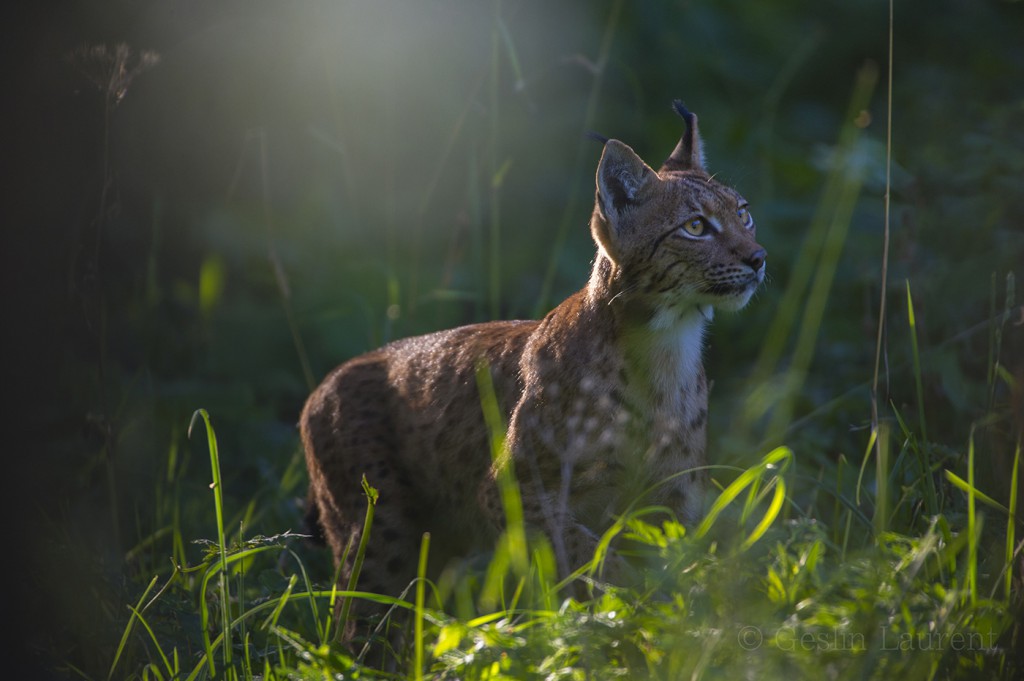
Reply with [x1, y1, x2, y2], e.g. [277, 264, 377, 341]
[592, 139, 766, 323]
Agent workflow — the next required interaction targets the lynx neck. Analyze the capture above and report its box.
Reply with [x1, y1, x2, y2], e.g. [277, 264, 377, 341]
[624, 306, 707, 407]
[586, 255, 708, 408]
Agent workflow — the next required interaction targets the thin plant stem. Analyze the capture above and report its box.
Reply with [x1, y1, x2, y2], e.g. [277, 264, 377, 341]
[871, 0, 895, 516]
[338, 476, 378, 642]
[1006, 441, 1020, 600]
[488, 1, 502, 320]
[874, 421, 890, 536]
[413, 532, 430, 681]
[906, 280, 938, 515]
[968, 427, 977, 606]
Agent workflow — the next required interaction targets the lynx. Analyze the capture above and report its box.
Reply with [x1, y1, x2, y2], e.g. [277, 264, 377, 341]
[300, 100, 766, 638]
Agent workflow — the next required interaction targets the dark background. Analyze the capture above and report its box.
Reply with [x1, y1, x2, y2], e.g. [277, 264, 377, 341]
[5, 1, 1023, 677]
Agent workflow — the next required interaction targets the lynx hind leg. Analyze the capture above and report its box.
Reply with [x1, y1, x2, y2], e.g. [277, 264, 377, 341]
[300, 361, 423, 641]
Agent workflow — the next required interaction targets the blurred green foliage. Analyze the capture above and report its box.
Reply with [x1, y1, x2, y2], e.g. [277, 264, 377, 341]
[9, 0, 1023, 677]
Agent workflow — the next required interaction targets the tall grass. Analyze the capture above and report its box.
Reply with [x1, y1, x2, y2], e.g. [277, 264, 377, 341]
[741, 63, 877, 445]
[188, 409, 232, 676]
[102, 359, 1019, 680]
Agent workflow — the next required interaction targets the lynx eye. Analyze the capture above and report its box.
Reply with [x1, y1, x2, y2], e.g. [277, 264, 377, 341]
[681, 217, 707, 237]
[738, 206, 754, 229]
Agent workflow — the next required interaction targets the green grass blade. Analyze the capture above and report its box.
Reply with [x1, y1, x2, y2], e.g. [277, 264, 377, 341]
[278, 547, 324, 643]
[260, 573, 298, 631]
[193, 543, 280, 678]
[870, 0, 896, 464]
[239, 630, 251, 680]
[905, 280, 938, 515]
[943, 470, 1008, 513]
[323, 533, 355, 643]
[188, 408, 232, 674]
[968, 427, 977, 606]
[740, 478, 787, 550]
[874, 421, 890, 536]
[487, 12, 502, 320]
[936, 515, 957, 576]
[855, 428, 878, 506]
[694, 446, 792, 545]
[107, 574, 160, 680]
[413, 532, 431, 681]
[185, 588, 415, 681]
[125, 604, 176, 678]
[1007, 440, 1020, 600]
[745, 65, 878, 436]
[475, 360, 529, 596]
[338, 475, 378, 641]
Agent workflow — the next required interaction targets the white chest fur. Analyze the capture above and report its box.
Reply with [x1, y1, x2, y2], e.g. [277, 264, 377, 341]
[624, 306, 709, 414]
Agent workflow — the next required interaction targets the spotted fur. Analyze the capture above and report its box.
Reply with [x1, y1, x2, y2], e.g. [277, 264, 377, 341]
[300, 101, 766, 640]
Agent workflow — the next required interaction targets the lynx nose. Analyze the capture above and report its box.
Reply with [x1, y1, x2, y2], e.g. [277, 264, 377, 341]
[744, 248, 767, 272]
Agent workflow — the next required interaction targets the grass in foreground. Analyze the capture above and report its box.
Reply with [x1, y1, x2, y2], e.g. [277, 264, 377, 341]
[100, 403, 1021, 680]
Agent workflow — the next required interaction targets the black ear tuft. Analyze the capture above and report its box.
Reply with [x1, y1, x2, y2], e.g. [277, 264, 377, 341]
[672, 99, 693, 122]
[661, 98, 705, 173]
[585, 130, 610, 145]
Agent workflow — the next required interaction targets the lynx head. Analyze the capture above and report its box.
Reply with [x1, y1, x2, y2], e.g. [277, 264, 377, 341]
[590, 100, 766, 319]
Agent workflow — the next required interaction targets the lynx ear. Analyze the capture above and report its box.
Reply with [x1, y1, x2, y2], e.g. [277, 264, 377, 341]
[596, 139, 654, 215]
[593, 140, 655, 263]
[660, 99, 705, 173]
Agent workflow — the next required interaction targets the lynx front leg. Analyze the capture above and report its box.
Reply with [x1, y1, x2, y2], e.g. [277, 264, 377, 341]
[477, 465, 602, 580]
[485, 417, 606, 580]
